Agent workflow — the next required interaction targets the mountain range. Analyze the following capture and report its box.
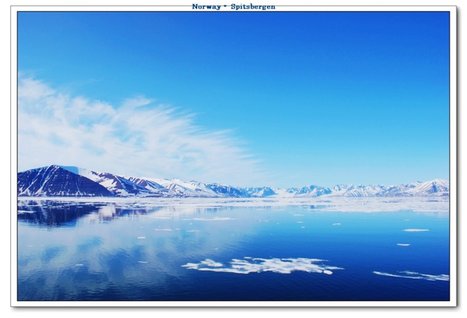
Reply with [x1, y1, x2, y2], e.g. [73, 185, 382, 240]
[17, 165, 449, 198]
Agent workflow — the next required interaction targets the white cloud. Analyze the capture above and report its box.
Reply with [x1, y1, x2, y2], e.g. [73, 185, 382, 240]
[373, 271, 449, 281]
[18, 76, 266, 186]
[182, 257, 343, 275]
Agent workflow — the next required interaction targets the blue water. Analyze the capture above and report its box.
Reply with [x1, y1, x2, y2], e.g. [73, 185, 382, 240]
[17, 201, 450, 301]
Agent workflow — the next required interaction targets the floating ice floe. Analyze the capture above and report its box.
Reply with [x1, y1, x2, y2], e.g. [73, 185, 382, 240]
[149, 216, 172, 219]
[403, 228, 430, 232]
[182, 257, 343, 275]
[397, 243, 411, 247]
[18, 196, 449, 213]
[137, 236, 146, 239]
[17, 210, 35, 214]
[373, 270, 449, 281]
[188, 217, 235, 221]
[154, 228, 173, 232]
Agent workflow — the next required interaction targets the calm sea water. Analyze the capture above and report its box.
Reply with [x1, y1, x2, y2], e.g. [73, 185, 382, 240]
[17, 201, 450, 301]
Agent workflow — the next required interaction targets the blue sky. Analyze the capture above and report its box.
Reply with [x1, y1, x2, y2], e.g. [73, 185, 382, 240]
[18, 12, 450, 187]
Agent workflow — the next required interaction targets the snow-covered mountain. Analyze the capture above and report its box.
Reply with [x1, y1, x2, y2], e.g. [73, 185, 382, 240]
[149, 178, 219, 197]
[61, 166, 167, 197]
[17, 165, 449, 198]
[17, 165, 113, 197]
[127, 177, 169, 196]
[409, 179, 449, 196]
[329, 184, 388, 197]
[296, 185, 332, 197]
[327, 180, 449, 197]
[206, 183, 250, 198]
[241, 187, 276, 197]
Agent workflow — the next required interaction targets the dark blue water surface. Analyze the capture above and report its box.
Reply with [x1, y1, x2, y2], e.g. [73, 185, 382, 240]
[17, 201, 450, 301]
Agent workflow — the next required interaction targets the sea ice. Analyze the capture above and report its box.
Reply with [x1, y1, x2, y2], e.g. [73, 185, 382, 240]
[403, 228, 430, 232]
[373, 270, 448, 281]
[154, 228, 173, 232]
[182, 257, 343, 275]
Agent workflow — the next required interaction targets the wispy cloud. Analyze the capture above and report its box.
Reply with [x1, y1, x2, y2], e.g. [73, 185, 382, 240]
[18, 76, 265, 186]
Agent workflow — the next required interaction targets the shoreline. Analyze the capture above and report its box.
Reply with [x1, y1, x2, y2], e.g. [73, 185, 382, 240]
[16, 196, 449, 213]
